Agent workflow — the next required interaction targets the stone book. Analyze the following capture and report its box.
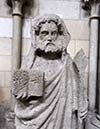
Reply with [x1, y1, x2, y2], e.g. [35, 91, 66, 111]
[12, 69, 44, 100]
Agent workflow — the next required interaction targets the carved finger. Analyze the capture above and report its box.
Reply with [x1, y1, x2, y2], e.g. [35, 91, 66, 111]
[21, 92, 28, 99]
[80, 110, 87, 119]
[16, 92, 23, 99]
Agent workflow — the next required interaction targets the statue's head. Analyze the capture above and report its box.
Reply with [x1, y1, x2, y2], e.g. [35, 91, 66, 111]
[31, 14, 71, 56]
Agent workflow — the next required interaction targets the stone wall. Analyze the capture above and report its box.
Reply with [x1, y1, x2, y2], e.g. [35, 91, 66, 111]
[0, 0, 89, 111]
[0, 0, 90, 128]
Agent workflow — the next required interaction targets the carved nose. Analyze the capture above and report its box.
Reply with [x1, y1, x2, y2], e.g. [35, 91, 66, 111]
[48, 39, 52, 42]
[47, 36, 52, 42]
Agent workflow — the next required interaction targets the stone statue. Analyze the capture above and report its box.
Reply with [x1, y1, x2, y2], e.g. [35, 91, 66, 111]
[12, 14, 88, 129]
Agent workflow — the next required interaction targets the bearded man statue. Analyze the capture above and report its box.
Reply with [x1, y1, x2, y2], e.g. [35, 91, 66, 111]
[12, 14, 88, 129]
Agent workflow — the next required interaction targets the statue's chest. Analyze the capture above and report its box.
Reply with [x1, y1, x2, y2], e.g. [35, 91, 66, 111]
[33, 57, 63, 79]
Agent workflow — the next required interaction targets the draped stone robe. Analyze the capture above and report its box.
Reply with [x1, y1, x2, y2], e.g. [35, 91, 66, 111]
[15, 53, 86, 129]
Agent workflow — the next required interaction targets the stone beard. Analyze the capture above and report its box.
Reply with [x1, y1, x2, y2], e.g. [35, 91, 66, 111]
[14, 14, 87, 129]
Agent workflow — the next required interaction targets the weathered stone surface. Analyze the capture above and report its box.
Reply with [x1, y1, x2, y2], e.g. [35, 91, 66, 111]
[0, 72, 5, 87]
[13, 14, 88, 129]
[29, 70, 44, 97]
[22, 19, 31, 38]
[89, 18, 99, 111]
[49, 0, 81, 2]
[85, 113, 100, 129]
[64, 20, 89, 40]
[0, 104, 9, 129]
[0, 18, 12, 38]
[0, 38, 12, 56]
[12, 70, 44, 100]
[68, 40, 89, 58]
[80, 7, 90, 19]
[4, 72, 11, 88]
[0, 18, 31, 38]
[0, 18, 89, 40]
[39, 0, 80, 19]
[0, 56, 11, 71]
[75, 40, 89, 57]
[22, 38, 31, 56]
[24, 0, 39, 17]
[0, 88, 10, 103]
[74, 49, 88, 73]
[6, 0, 39, 18]
[0, 72, 11, 91]
[0, 0, 11, 17]
[67, 40, 76, 58]
[0, 103, 15, 129]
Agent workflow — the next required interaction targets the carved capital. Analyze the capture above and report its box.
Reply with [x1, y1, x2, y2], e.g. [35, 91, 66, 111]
[82, 0, 100, 10]
[7, 0, 28, 7]
[6, 0, 30, 16]
[83, 0, 99, 4]
[82, 0, 91, 11]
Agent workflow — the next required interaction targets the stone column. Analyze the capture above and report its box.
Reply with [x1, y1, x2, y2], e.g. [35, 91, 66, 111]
[89, 3, 99, 112]
[12, 0, 23, 70]
[82, 1, 100, 129]
[82, 0, 99, 113]
[7, 0, 27, 71]
[7, 0, 31, 109]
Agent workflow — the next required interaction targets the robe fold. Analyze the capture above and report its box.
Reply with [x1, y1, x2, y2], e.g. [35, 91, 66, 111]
[15, 55, 86, 129]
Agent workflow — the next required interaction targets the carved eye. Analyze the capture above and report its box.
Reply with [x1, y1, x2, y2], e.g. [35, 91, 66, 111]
[41, 31, 49, 36]
[51, 31, 57, 35]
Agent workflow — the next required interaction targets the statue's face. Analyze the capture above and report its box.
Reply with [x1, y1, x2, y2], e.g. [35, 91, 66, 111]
[39, 22, 58, 43]
[36, 21, 62, 53]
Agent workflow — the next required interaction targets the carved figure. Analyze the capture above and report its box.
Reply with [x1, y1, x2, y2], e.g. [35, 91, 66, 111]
[13, 14, 88, 129]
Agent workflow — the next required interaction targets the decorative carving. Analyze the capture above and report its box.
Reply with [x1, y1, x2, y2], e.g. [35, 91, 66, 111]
[82, 0, 91, 11]
[82, 0, 100, 11]
[13, 14, 88, 129]
[6, 0, 30, 7]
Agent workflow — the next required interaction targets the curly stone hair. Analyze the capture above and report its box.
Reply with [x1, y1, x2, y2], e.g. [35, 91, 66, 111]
[32, 14, 71, 46]
[33, 15, 64, 36]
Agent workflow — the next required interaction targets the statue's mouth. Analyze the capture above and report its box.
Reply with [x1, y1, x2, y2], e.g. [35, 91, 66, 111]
[45, 42, 55, 46]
